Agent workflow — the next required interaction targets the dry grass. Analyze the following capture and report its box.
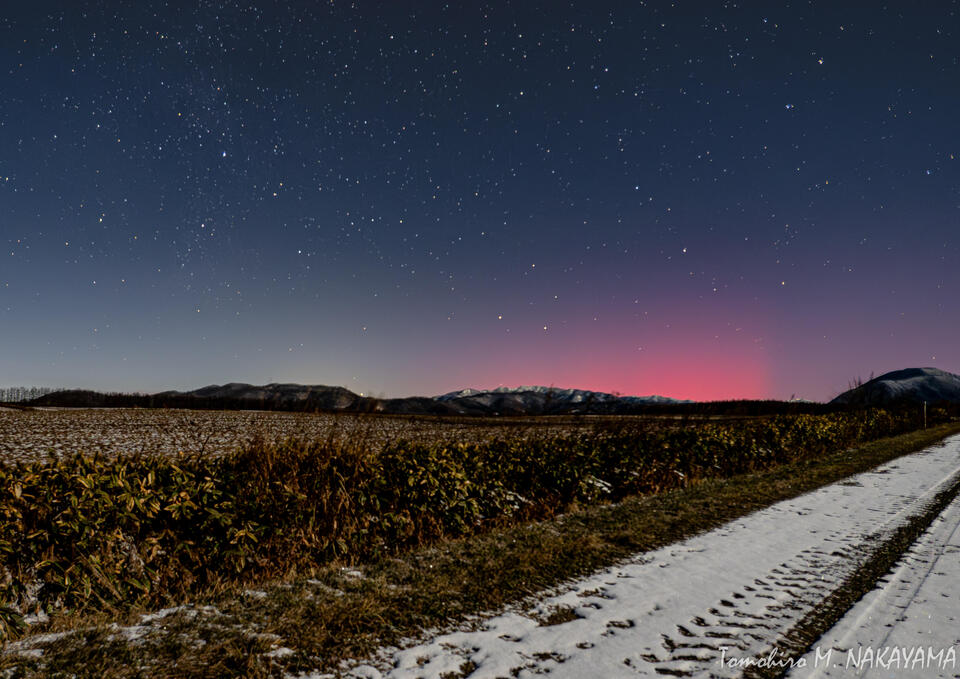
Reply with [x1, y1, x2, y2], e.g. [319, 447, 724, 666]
[4, 421, 958, 678]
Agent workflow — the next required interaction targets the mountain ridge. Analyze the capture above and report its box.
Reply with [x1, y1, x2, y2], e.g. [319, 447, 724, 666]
[26, 366, 960, 414]
[438, 385, 685, 403]
[830, 367, 960, 406]
[31, 381, 689, 415]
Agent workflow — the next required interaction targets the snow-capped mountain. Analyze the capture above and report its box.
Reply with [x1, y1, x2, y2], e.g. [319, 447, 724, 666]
[435, 386, 688, 415]
[831, 367, 960, 406]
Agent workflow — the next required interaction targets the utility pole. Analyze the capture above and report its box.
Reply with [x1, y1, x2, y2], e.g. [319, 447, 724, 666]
[924, 401, 928, 429]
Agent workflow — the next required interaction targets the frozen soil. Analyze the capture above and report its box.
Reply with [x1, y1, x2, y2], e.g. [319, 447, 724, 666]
[0, 408, 592, 464]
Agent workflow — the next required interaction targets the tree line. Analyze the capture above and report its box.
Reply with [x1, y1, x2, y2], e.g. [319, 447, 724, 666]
[0, 386, 62, 403]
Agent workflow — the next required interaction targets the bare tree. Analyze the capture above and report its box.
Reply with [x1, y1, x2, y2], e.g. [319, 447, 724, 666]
[0, 386, 62, 402]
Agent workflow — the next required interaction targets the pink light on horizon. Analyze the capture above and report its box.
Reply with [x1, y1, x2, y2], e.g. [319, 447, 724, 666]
[464, 346, 772, 402]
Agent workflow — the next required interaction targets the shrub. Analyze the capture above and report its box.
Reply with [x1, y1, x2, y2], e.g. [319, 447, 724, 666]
[0, 408, 933, 637]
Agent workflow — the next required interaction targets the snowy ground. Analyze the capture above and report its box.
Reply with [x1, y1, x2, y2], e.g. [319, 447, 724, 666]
[336, 435, 960, 679]
[0, 408, 583, 463]
[792, 472, 960, 679]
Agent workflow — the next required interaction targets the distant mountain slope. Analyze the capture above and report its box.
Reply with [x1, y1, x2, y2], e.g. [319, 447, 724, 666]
[437, 386, 687, 415]
[830, 367, 960, 406]
[161, 383, 687, 415]
[32, 382, 689, 415]
[156, 382, 364, 410]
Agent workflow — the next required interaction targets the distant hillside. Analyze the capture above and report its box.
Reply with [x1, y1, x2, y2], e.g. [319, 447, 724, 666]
[437, 386, 687, 415]
[831, 368, 960, 406]
[156, 382, 366, 410]
[30, 384, 458, 416]
[145, 383, 688, 415]
[30, 382, 832, 416]
[31, 382, 688, 415]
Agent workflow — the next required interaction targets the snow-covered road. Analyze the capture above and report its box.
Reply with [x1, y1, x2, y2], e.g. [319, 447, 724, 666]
[793, 467, 960, 679]
[345, 435, 960, 679]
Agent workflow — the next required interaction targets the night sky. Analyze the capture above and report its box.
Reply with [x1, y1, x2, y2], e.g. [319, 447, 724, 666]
[2, 2, 958, 402]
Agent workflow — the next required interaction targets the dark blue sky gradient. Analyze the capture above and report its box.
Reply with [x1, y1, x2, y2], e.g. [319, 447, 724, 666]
[2, 2, 958, 401]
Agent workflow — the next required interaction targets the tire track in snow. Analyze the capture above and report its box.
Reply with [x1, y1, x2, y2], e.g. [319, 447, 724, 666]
[791, 477, 960, 679]
[656, 468, 960, 679]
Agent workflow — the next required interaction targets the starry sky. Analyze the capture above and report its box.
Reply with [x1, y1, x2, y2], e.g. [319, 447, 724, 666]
[1, 2, 958, 402]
